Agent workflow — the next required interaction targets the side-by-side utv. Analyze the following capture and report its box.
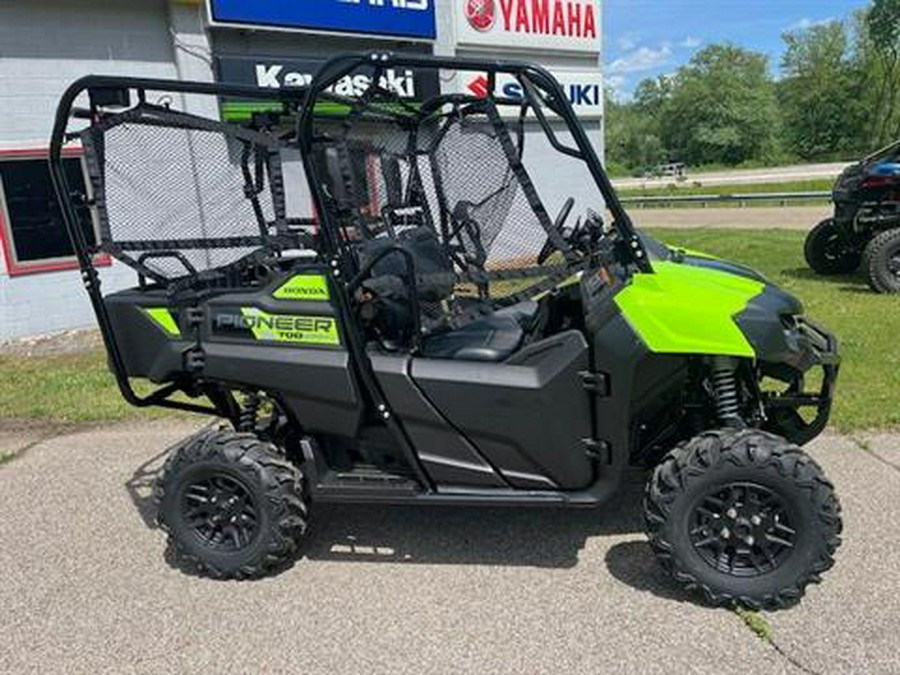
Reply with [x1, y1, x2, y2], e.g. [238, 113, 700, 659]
[805, 139, 900, 292]
[51, 53, 842, 609]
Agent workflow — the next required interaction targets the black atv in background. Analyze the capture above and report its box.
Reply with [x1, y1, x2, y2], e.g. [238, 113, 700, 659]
[805, 140, 900, 292]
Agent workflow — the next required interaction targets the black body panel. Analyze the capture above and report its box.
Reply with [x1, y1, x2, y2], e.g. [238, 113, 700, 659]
[202, 342, 363, 437]
[735, 285, 815, 371]
[411, 330, 593, 490]
[104, 289, 188, 382]
[370, 355, 508, 487]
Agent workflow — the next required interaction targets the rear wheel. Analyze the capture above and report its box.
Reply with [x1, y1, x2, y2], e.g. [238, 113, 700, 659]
[644, 429, 841, 609]
[804, 218, 860, 275]
[862, 227, 900, 293]
[156, 428, 309, 579]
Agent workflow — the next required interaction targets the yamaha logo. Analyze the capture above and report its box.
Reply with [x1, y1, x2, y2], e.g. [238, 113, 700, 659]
[465, 0, 496, 32]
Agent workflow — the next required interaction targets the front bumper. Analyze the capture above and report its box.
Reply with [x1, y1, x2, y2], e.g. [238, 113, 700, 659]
[760, 318, 840, 445]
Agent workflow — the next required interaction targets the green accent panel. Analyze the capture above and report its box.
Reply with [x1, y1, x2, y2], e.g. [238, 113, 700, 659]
[614, 261, 763, 357]
[220, 99, 422, 122]
[273, 274, 331, 301]
[143, 308, 181, 338]
[239, 308, 340, 346]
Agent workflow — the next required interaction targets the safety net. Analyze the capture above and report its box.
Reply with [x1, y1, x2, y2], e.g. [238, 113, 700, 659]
[80, 104, 292, 285]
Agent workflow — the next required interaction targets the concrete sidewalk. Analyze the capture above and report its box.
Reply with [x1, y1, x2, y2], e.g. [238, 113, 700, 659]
[0, 420, 896, 674]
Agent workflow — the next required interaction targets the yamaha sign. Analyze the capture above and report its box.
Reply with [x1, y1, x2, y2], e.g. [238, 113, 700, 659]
[456, 0, 601, 54]
[208, 0, 437, 40]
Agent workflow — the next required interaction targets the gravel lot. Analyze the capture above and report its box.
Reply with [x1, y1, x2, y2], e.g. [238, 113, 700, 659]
[0, 420, 897, 674]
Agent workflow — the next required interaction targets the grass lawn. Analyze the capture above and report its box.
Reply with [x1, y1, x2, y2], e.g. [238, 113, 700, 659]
[0, 227, 896, 432]
[0, 350, 186, 425]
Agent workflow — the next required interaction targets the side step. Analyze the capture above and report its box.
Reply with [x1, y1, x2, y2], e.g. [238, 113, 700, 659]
[311, 469, 624, 509]
[313, 468, 422, 501]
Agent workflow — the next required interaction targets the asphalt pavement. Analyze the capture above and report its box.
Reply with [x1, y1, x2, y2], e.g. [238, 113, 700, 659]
[629, 205, 830, 231]
[0, 420, 897, 674]
[612, 163, 850, 190]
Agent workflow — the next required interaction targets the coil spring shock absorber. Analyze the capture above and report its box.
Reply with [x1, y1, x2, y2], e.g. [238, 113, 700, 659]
[710, 358, 744, 427]
[238, 391, 261, 432]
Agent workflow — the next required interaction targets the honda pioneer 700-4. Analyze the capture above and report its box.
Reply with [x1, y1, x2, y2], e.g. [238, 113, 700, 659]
[50, 53, 842, 609]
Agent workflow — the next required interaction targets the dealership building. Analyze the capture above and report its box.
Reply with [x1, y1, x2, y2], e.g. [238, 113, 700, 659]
[0, 0, 603, 340]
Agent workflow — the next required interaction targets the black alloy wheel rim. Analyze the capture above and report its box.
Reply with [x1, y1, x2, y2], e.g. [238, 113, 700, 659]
[823, 232, 853, 263]
[689, 482, 797, 578]
[181, 473, 259, 552]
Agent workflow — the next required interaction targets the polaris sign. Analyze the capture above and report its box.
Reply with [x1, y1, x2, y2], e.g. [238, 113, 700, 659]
[461, 70, 604, 119]
[208, 0, 436, 40]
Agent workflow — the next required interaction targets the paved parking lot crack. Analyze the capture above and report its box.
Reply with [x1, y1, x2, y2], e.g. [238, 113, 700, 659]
[0, 434, 58, 468]
[735, 608, 820, 675]
[769, 637, 821, 675]
[851, 437, 900, 474]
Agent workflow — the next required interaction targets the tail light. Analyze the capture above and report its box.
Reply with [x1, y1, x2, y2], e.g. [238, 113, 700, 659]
[861, 175, 898, 189]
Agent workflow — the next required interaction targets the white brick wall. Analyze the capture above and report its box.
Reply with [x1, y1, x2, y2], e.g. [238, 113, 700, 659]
[0, 0, 179, 340]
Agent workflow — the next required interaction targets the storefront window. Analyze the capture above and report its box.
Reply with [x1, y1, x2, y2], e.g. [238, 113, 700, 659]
[0, 151, 104, 276]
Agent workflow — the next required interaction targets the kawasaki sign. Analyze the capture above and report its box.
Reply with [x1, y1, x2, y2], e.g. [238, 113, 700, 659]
[215, 56, 441, 120]
[208, 0, 436, 40]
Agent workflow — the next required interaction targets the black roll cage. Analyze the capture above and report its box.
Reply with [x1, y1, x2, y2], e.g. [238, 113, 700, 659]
[296, 52, 648, 274]
[48, 52, 649, 421]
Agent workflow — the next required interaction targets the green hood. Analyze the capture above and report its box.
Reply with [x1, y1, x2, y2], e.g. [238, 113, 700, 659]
[614, 258, 777, 358]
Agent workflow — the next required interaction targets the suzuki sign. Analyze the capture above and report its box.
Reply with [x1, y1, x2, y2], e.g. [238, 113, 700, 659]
[208, 0, 436, 40]
[460, 69, 604, 119]
[457, 0, 601, 54]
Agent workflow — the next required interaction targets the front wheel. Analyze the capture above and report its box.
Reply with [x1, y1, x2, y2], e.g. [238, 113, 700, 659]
[644, 430, 841, 609]
[804, 218, 860, 275]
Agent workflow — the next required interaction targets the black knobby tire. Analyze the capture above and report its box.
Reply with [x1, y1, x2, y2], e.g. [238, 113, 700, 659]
[861, 227, 900, 293]
[644, 429, 841, 610]
[804, 218, 860, 275]
[155, 428, 309, 579]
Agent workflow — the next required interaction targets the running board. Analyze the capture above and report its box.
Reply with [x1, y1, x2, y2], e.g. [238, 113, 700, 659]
[313, 469, 422, 500]
[313, 470, 623, 508]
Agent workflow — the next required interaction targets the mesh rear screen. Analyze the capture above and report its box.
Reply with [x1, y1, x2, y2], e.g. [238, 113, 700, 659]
[311, 91, 566, 318]
[82, 107, 285, 282]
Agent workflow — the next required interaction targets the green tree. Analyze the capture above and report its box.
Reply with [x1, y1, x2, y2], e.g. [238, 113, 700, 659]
[659, 44, 779, 166]
[779, 21, 864, 159]
[862, 0, 900, 147]
[604, 90, 666, 172]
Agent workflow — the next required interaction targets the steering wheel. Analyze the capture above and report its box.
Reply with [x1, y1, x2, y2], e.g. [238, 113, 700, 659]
[537, 197, 575, 265]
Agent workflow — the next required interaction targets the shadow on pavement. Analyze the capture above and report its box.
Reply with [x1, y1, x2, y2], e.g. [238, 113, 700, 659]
[126, 455, 689, 601]
[125, 446, 172, 530]
[604, 541, 695, 603]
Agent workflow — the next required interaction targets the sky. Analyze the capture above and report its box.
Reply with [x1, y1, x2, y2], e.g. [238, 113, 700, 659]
[603, 0, 870, 99]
